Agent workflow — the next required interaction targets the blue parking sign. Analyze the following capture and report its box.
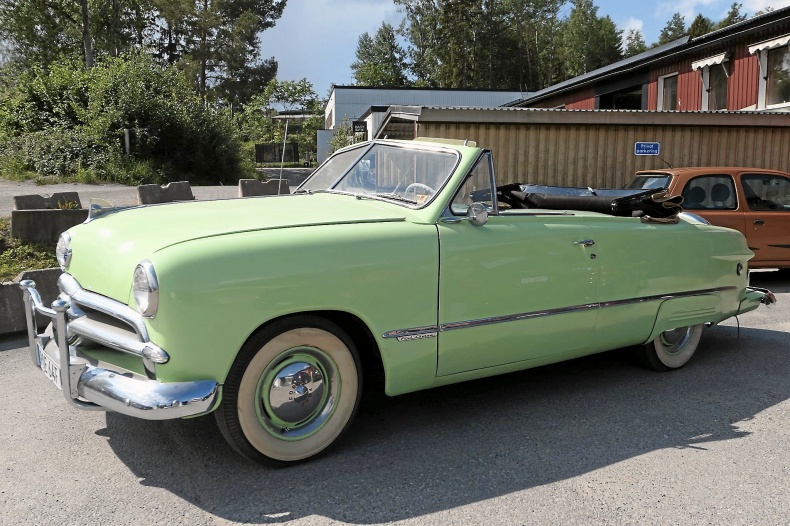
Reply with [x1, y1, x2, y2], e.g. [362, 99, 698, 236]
[635, 142, 660, 156]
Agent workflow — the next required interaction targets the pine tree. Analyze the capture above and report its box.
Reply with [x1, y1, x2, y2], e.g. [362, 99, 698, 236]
[351, 23, 410, 87]
[657, 13, 687, 45]
[560, 0, 622, 78]
[624, 29, 647, 57]
[715, 3, 747, 30]
[688, 14, 714, 38]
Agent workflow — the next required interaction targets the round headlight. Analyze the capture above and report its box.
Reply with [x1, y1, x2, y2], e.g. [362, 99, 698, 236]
[133, 260, 159, 318]
[56, 232, 72, 270]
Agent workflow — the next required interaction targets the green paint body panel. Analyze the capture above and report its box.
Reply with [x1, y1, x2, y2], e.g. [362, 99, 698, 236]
[57, 139, 767, 404]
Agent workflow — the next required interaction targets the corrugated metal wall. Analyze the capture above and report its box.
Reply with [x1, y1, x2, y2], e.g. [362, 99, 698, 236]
[415, 121, 790, 188]
[729, 46, 759, 109]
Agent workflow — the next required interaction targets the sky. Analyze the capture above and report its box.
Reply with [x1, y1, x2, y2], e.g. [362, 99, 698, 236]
[258, 0, 790, 96]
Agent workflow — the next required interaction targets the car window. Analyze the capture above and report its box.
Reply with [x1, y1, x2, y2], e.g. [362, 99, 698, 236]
[741, 174, 790, 211]
[301, 144, 369, 191]
[681, 175, 736, 210]
[624, 175, 671, 190]
[451, 153, 495, 215]
[300, 143, 458, 207]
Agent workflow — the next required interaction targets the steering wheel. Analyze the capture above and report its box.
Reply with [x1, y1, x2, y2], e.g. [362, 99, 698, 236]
[403, 183, 436, 199]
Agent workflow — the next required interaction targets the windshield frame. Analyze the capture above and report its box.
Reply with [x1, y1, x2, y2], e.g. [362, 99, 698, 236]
[625, 173, 673, 191]
[296, 140, 462, 209]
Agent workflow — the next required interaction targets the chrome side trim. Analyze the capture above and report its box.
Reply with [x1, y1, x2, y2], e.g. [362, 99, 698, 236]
[440, 302, 599, 332]
[596, 286, 736, 309]
[384, 286, 737, 339]
[382, 326, 440, 341]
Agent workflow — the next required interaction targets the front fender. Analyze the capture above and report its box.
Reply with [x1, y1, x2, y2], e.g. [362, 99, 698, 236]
[141, 221, 440, 393]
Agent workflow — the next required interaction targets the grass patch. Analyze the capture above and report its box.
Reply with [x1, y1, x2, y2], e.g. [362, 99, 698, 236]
[0, 217, 57, 282]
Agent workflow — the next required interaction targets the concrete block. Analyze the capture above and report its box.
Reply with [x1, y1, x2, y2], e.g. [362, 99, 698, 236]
[13, 192, 82, 210]
[0, 268, 62, 336]
[11, 209, 90, 244]
[238, 179, 290, 197]
[137, 181, 195, 204]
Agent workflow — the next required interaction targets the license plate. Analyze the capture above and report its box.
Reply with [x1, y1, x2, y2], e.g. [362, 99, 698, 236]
[37, 344, 62, 391]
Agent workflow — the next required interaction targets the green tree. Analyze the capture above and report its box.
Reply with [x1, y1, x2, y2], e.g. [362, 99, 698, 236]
[656, 12, 687, 45]
[624, 28, 647, 57]
[0, 0, 287, 105]
[434, 0, 484, 88]
[429, 0, 518, 89]
[498, 0, 564, 90]
[688, 14, 714, 38]
[0, 0, 83, 68]
[351, 23, 410, 87]
[754, 7, 775, 16]
[560, 0, 622, 79]
[151, 0, 286, 105]
[714, 3, 747, 30]
[328, 116, 363, 154]
[0, 53, 248, 184]
[238, 78, 322, 163]
[394, 0, 442, 87]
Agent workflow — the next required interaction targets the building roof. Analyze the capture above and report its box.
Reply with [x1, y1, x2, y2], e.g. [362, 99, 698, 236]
[508, 6, 790, 107]
[376, 105, 790, 138]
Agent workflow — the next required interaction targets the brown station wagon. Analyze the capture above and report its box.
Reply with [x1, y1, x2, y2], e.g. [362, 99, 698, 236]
[625, 167, 790, 269]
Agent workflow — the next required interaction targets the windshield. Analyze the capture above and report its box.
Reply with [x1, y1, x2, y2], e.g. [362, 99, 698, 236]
[624, 174, 672, 190]
[299, 143, 459, 207]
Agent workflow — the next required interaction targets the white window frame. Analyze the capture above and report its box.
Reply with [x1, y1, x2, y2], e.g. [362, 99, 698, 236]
[657, 73, 679, 110]
[749, 34, 790, 110]
[692, 53, 730, 111]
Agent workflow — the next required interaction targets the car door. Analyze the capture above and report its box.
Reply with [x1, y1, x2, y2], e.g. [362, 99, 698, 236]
[739, 172, 790, 266]
[436, 153, 598, 376]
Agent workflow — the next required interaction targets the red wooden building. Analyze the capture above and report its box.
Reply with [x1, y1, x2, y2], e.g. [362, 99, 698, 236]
[511, 7, 790, 113]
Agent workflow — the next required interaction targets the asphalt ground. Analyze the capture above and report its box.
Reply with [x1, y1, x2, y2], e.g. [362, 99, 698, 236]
[0, 271, 787, 525]
[0, 169, 313, 217]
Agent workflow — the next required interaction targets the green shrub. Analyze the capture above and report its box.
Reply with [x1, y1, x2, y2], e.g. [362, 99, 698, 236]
[0, 218, 57, 281]
[0, 53, 250, 185]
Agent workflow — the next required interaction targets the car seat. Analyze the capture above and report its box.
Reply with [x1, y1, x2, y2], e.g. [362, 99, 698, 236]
[710, 183, 731, 208]
[684, 186, 707, 209]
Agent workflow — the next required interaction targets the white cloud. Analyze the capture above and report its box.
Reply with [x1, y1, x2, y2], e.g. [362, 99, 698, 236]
[259, 0, 402, 91]
[621, 17, 644, 33]
[657, 0, 790, 19]
[741, 0, 790, 13]
[656, 0, 719, 20]
[618, 17, 644, 47]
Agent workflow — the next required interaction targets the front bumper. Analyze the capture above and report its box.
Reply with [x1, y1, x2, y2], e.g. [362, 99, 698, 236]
[20, 278, 218, 420]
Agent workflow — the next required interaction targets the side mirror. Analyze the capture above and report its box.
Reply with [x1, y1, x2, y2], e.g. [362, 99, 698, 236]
[467, 202, 489, 226]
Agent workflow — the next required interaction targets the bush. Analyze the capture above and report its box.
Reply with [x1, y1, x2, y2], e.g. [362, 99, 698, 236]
[0, 54, 252, 185]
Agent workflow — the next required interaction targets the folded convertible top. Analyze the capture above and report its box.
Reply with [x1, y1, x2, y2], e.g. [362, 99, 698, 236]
[495, 184, 683, 219]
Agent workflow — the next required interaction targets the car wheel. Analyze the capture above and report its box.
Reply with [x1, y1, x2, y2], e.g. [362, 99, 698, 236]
[215, 315, 362, 467]
[637, 324, 703, 371]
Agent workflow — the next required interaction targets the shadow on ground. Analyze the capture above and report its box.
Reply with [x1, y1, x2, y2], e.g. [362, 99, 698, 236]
[100, 317, 789, 523]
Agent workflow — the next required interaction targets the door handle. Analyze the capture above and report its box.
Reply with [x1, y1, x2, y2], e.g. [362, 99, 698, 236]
[573, 239, 595, 247]
[753, 219, 765, 226]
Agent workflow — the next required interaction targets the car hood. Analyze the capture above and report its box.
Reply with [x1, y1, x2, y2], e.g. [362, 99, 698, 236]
[65, 193, 407, 302]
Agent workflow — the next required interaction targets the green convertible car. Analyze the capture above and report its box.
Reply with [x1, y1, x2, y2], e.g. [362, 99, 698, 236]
[21, 138, 775, 466]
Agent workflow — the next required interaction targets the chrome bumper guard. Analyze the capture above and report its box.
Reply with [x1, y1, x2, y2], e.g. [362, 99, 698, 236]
[20, 278, 218, 420]
[751, 286, 777, 306]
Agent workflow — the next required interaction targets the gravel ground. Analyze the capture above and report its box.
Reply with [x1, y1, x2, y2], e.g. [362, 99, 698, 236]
[0, 272, 787, 526]
[0, 169, 313, 217]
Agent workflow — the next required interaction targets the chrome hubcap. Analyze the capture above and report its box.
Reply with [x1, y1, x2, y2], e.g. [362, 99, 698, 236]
[268, 361, 325, 423]
[658, 327, 691, 355]
[256, 347, 339, 440]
